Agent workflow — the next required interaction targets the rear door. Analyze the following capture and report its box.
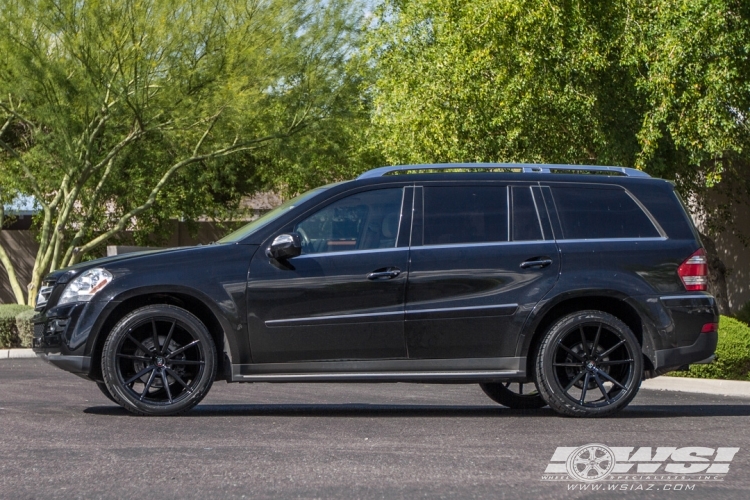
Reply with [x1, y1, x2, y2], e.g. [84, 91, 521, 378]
[404, 182, 559, 359]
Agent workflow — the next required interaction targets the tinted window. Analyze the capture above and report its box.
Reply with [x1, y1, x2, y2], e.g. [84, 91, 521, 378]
[512, 186, 543, 241]
[423, 186, 508, 245]
[551, 186, 660, 239]
[295, 188, 404, 254]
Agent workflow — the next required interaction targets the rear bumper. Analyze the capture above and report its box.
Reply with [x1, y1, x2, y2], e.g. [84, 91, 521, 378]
[653, 331, 718, 373]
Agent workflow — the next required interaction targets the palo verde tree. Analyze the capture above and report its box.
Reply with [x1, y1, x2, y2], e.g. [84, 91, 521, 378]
[367, 0, 750, 312]
[0, 0, 363, 305]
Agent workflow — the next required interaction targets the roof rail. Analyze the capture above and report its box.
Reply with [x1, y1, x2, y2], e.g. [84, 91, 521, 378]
[356, 163, 651, 179]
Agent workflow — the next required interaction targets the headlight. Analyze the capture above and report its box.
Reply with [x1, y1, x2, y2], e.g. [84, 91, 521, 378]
[59, 268, 114, 305]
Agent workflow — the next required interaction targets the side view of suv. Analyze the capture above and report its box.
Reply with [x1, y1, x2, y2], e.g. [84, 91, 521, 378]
[32, 164, 718, 417]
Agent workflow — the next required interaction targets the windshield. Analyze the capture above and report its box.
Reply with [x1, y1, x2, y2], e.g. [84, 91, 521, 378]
[218, 185, 333, 243]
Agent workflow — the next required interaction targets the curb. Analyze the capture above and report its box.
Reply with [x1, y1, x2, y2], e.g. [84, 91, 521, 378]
[642, 376, 750, 399]
[0, 348, 37, 360]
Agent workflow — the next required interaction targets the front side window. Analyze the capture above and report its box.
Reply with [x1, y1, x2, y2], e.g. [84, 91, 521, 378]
[294, 188, 404, 255]
[423, 186, 508, 245]
[551, 186, 660, 239]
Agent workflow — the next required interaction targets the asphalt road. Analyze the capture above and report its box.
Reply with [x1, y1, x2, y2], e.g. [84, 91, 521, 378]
[2, 359, 750, 500]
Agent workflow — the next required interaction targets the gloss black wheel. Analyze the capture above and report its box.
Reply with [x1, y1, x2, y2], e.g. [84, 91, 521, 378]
[479, 381, 547, 409]
[535, 310, 642, 417]
[102, 305, 216, 416]
[96, 382, 117, 403]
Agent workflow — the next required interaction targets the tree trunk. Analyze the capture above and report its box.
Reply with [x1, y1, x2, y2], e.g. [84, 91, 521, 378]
[700, 232, 731, 315]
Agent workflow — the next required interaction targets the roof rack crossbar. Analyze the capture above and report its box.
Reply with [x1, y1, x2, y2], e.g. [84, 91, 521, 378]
[356, 163, 651, 179]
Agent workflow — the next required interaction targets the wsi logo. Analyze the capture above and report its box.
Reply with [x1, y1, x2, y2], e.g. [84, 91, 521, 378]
[542, 444, 740, 482]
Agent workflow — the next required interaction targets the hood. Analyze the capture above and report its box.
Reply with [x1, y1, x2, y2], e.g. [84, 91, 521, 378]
[45, 245, 219, 284]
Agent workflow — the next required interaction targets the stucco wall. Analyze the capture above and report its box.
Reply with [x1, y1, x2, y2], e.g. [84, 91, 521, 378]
[0, 230, 39, 304]
[712, 202, 750, 312]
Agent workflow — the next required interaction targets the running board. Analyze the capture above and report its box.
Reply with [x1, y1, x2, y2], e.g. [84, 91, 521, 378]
[231, 370, 525, 382]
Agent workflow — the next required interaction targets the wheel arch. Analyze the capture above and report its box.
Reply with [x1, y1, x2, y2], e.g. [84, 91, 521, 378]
[86, 287, 239, 382]
[518, 291, 655, 379]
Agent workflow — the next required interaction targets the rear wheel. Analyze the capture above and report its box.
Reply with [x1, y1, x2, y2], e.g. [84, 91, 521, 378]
[535, 310, 642, 417]
[480, 381, 546, 409]
[101, 305, 216, 416]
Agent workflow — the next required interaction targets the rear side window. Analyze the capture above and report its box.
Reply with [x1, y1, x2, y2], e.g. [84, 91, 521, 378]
[512, 186, 543, 241]
[423, 186, 508, 245]
[551, 186, 660, 239]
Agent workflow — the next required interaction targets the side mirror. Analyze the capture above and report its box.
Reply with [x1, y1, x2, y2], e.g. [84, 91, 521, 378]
[266, 233, 302, 260]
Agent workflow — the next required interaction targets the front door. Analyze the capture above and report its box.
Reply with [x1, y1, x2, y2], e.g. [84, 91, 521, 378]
[404, 183, 559, 359]
[247, 186, 412, 363]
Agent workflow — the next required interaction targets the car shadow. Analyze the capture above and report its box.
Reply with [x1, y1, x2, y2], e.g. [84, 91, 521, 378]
[83, 403, 750, 418]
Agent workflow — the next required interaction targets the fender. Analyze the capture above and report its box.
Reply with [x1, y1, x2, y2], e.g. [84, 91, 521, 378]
[83, 284, 248, 369]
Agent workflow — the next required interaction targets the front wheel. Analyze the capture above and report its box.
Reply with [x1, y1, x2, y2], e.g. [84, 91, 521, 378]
[535, 310, 642, 417]
[102, 305, 216, 416]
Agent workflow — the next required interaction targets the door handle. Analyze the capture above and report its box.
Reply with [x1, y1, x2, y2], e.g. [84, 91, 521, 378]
[520, 258, 553, 269]
[367, 267, 402, 280]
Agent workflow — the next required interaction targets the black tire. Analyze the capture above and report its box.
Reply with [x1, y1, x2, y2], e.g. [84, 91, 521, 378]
[535, 310, 643, 417]
[101, 305, 216, 416]
[480, 382, 547, 409]
[96, 381, 118, 404]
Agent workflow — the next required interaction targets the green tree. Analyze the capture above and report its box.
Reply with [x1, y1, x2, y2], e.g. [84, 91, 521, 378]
[368, 0, 750, 312]
[0, 0, 364, 305]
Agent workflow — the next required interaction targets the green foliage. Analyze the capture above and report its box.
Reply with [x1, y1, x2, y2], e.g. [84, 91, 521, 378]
[0, 0, 372, 303]
[734, 301, 750, 326]
[0, 304, 33, 348]
[367, 0, 750, 230]
[673, 316, 750, 380]
[15, 309, 36, 348]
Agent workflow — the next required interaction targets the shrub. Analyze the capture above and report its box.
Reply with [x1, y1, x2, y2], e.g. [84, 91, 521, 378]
[672, 316, 750, 381]
[0, 304, 33, 348]
[15, 309, 36, 348]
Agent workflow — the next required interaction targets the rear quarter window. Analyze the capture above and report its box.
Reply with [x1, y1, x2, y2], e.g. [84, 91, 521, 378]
[550, 185, 660, 239]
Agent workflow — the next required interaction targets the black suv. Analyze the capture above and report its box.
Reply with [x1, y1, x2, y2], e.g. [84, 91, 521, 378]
[32, 164, 718, 417]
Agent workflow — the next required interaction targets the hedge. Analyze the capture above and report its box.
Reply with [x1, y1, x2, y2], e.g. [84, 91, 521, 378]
[0, 304, 34, 348]
[671, 315, 750, 381]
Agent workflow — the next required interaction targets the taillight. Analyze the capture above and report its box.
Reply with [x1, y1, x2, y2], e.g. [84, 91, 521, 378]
[678, 249, 708, 291]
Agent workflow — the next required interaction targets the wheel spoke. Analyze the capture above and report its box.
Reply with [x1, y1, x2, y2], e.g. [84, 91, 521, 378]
[596, 368, 627, 390]
[166, 368, 193, 394]
[596, 340, 626, 360]
[140, 369, 157, 401]
[563, 370, 586, 392]
[124, 365, 154, 386]
[167, 359, 205, 366]
[161, 321, 176, 355]
[598, 359, 634, 366]
[152, 319, 160, 353]
[593, 372, 611, 403]
[116, 354, 151, 362]
[518, 383, 524, 395]
[579, 373, 591, 404]
[166, 339, 200, 359]
[126, 333, 154, 355]
[591, 323, 603, 357]
[559, 343, 585, 362]
[579, 326, 587, 353]
[159, 369, 173, 403]
[553, 362, 582, 367]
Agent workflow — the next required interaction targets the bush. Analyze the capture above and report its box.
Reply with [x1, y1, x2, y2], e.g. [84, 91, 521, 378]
[671, 315, 750, 380]
[0, 304, 34, 348]
[15, 309, 36, 348]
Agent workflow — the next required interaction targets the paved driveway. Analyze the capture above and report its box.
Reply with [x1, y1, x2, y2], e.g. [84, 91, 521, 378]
[1, 359, 749, 499]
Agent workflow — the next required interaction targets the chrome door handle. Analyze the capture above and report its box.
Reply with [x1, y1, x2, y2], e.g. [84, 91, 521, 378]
[520, 258, 553, 269]
[367, 267, 402, 280]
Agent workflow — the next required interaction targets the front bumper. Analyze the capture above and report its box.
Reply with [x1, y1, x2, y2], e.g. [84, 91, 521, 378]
[34, 351, 91, 376]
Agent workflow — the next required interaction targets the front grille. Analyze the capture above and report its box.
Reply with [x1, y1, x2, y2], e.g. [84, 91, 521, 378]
[35, 281, 56, 311]
[33, 323, 44, 338]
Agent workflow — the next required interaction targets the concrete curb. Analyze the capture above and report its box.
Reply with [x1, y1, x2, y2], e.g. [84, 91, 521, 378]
[0, 348, 37, 359]
[642, 376, 750, 399]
